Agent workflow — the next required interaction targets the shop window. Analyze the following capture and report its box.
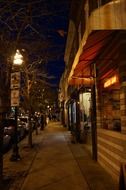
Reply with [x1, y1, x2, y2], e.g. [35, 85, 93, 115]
[79, 92, 91, 131]
[72, 102, 76, 124]
[68, 104, 72, 126]
[101, 89, 121, 132]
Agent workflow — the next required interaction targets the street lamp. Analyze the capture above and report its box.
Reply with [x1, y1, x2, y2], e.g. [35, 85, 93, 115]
[10, 49, 23, 161]
[13, 49, 23, 65]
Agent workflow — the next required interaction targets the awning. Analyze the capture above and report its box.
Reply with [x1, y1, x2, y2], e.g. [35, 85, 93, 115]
[69, 30, 114, 86]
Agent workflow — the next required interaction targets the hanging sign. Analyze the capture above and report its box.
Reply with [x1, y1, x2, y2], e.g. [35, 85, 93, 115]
[11, 89, 20, 106]
[11, 72, 20, 89]
[104, 75, 118, 88]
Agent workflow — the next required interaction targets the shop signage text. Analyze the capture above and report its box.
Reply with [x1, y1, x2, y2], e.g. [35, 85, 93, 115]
[104, 75, 118, 88]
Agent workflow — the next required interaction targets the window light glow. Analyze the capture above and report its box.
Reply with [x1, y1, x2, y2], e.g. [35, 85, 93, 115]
[104, 75, 118, 88]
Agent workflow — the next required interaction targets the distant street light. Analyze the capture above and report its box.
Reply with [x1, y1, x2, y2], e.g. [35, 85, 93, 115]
[10, 49, 23, 161]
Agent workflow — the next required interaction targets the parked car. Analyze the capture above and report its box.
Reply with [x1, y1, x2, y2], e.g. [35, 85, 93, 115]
[3, 134, 12, 153]
[17, 120, 27, 140]
[2, 119, 15, 152]
[3, 118, 26, 142]
[3, 118, 15, 136]
[19, 117, 29, 133]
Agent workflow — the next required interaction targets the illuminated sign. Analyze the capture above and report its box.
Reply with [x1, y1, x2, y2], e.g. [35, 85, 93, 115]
[11, 72, 20, 89]
[104, 75, 118, 88]
[11, 89, 19, 106]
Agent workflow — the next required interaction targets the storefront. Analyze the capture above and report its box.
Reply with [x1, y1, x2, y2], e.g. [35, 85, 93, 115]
[67, 99, 78, 142]
[99, 72, 120, 132]
[67, 100, 77, 130]
[96, 68, 123, 181]
[66, 87, 92, 146]
[64, 30, 126, 181]
[79, 89, 92, 147]
[96, 32, 126, 181]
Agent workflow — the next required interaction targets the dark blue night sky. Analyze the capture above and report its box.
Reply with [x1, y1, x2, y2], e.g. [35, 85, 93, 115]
[0, 0, 71, 86]
[46, 60, 65, 86]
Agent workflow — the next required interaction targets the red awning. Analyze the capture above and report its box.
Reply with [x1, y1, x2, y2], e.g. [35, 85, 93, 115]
[69, 30, 114, 86]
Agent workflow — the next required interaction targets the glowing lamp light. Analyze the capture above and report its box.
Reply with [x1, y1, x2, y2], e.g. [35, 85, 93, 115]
[104, 75, 118, 88]
[13, 49, 23, 65]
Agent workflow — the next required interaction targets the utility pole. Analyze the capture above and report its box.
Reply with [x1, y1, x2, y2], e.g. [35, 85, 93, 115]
[91, 63, 97, 161]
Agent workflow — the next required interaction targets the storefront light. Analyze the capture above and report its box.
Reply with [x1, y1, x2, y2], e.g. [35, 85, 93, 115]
[104, 75, 118, 88]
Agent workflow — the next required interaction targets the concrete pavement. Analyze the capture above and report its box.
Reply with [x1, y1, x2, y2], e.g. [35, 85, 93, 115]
[4, 122, 118, 190]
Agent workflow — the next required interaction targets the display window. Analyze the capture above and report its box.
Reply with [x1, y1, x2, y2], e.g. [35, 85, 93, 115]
[100, 74, 121, 131]
[79, 92, 91, 130]
[68, 101, 77, 128]
[72, 101, 76, 124]
[68, 104, 72, 126]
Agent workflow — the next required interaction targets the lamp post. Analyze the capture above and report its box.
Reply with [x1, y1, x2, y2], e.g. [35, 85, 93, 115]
[10, 49, 23, 161]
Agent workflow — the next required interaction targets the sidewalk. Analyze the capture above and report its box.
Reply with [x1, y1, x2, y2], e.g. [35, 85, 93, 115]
[3, 122, 118, 190]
